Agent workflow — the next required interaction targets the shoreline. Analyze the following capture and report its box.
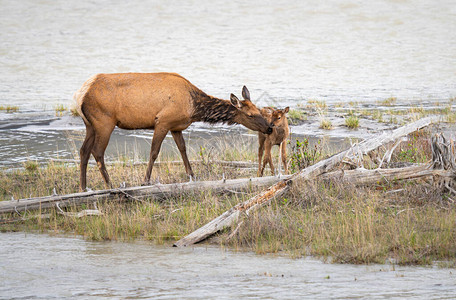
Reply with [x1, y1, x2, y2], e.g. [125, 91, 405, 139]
[2, 96, 456, 168]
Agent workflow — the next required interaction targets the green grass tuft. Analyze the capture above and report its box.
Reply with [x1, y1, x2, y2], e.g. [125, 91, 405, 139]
[319, 118, 332, 130]
[0, 105, 19, 113]
[345, 115, 359, 129]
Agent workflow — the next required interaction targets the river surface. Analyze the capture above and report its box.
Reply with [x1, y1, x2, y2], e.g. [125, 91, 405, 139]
[1, 232, 455, 299]
[1, 0, 455, 109]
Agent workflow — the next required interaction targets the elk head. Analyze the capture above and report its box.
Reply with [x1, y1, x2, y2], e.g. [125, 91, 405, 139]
[270, 107, 289, 127]
[230, 86, 273, 134]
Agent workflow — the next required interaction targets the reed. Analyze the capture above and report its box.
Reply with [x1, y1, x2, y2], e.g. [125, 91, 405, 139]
[54, 104, 67, 116]
[0, 105, 19, 113]
[319, 118, 332, 130]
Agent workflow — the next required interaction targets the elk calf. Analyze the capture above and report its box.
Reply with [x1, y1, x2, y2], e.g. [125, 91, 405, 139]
[257, 107, 290, 176]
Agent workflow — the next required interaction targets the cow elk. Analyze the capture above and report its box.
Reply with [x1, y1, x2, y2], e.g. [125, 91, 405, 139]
[74, 72, 273, 191]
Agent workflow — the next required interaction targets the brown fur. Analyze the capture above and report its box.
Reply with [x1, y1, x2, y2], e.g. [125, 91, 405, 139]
[257, 106, 290, 176]
[74, 72, 272, 191]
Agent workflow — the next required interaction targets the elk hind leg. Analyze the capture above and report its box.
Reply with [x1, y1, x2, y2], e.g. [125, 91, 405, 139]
[91, 125, 115, 188]
[281, 141, 288, 174]
[80, 124, 95, 191]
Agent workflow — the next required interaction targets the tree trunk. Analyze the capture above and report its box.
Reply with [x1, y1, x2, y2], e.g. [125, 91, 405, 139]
[0, 175, 290, 214]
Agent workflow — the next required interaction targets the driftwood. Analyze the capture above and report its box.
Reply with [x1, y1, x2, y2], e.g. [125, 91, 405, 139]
[0, 175, 290, 215]
[173, 116, 440, 247]
[321, 164, 454, 185]
[47, 159, 258, 168]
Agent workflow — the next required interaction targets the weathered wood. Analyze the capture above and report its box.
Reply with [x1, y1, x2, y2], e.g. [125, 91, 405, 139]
[321, 164, 454, 184]
[0, 175, 290, 214]
[173, 180, 290, 247]
[50, 159, 258, 168]
[173, 116, 439, 247]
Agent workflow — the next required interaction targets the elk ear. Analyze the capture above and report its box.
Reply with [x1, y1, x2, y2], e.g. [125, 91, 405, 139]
[230, 94, 242, 109]
[242, 86, 251, 101]
[284, 107, 290, 114]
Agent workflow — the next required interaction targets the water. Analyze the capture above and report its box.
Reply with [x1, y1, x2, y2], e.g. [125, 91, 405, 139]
[0, 232, 455, 299]
[0, 0, 455, 110]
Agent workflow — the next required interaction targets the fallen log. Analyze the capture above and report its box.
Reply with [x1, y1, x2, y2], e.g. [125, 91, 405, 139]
[49, 159, 258, 168]
[0, 175, 290, 215]
[321, 164, 454, 185]
[173, 116, 440, 247]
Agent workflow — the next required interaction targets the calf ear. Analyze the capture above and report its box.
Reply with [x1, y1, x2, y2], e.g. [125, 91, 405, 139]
[283, 107, 290, 114]
[230, 94, 242, 109]
[242, 86, 251, 100]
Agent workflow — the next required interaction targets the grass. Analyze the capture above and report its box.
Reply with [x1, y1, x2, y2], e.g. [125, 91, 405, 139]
[23, 160, 39, 173]
[228, 180, 456, 265]
[319, 118, 332, 130]
[380, 97, 397, 106]
[345, 115, 360, 129]
[70, 105, 79, 116]
[54, 104, 67, 116]
[1, 123, 456, 266]
[307, 99, 327, 111]
[0, 105, 19, 113]
[287, 109, 306, 124]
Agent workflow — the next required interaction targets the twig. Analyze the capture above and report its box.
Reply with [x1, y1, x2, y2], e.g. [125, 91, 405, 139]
[377, 137, 405, 169]
[226, 221, 244, 241]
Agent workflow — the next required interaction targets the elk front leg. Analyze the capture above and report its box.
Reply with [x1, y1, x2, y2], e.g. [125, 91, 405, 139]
[257, 134, 266, 177]
[144, 127, 169, 184]
[261, 140, 274, 176]
[171, 131, 195, 180]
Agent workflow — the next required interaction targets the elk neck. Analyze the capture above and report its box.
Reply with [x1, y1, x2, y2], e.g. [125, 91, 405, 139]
[190, 89, 238, 125]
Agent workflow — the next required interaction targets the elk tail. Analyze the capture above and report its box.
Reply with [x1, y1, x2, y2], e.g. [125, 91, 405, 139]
[73, 74, 97, 125]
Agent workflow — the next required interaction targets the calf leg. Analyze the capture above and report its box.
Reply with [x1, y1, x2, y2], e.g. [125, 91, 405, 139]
[261, 140, 274, 176]
[281, 141, 288, 174]
[257, 134, 266, 177]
